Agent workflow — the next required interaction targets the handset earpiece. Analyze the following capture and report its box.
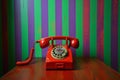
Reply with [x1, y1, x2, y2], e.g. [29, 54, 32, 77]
[71, 39, 79, 48]
[36, 38, 50, 48]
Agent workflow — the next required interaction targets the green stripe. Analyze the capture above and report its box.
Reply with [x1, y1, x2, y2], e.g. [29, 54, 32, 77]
[62, 0, 69, 36]
[7, 0, 15, 70]
[62, 0, 69, 44]
[20, 0, 29, 60]
[0, 0, 3, 77]
[34, 0, 42, 57]
[104, 0, 111, 66]
[48, 0, 56, 36]
[76, 0, 83, 57]
[118, 0, 120, 72]
[90, 0, 97, 57]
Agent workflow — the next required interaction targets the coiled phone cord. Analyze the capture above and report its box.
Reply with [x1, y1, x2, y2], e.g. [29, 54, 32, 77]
[16, 43, 35, 65]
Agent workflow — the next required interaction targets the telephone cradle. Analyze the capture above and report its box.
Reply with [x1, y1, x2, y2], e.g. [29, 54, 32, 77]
[16, 36, 79, 69]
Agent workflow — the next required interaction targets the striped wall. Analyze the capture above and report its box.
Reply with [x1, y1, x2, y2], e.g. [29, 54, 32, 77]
[0, 0, 120, 77]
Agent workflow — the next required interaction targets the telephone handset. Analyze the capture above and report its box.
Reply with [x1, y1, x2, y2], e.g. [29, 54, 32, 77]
[16, 36, 79, 69]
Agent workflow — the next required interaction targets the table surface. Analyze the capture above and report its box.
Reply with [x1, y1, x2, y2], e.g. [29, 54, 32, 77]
[1, 57, 120, 80]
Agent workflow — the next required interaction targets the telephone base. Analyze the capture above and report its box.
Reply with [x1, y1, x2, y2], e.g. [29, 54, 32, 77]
[46, 47, 73, 69]
[46, 61, 73, 69]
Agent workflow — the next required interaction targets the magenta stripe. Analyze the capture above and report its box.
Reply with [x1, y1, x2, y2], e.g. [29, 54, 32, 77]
[56, 0, 62, 44]
[14, 0, 22, 61]
[83, 0, 90, 57]
[28, 0, 34, 54]
[97, 0, 104, 61]
[41, 0, 48, 58]
[69, 0, 76, 56]
[111, 0, 118, 71]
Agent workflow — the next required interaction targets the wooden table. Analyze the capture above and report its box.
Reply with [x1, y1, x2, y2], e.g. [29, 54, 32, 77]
[1, 58, 120, 80]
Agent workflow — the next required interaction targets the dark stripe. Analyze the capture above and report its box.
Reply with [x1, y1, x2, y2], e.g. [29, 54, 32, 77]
[69, 0, 76, 56]
[56, 0, 62, 44]
[41, 0, 48, 58]
[0, 0, 3, 77]
[14, 0, 22, 61]
[111, 0, 118, 71]
[28, 0, 34, 54]
[118, 0, 120, 72]
[7, 0, 15, 70]
[97, 0, 104, 61]
[1, 0, 9, 73]
[83, 0, 90, 57]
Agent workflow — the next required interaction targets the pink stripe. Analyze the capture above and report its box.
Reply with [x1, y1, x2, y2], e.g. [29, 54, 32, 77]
[83, 0, 90, 57]
[97, 0, 104, 61]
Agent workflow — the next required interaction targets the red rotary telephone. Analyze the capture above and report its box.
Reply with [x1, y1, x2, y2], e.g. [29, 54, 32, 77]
[16, 36, 79, 69]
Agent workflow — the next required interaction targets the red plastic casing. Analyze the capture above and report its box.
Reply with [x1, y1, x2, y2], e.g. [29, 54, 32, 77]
[45, 45, 73, 69]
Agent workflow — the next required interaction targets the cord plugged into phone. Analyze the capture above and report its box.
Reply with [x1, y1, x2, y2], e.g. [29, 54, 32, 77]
[16, 36, 79, 69]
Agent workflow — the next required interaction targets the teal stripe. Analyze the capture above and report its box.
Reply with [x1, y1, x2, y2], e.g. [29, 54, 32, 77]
[34, 0, 42, 57]
[62, 0, 69, 44]
[90, 0, 97, 57]
[48, 0, 56, 36]
[118, 0, 120, 72]
[0, 0, 3, 77]
[7, 0, 15, 70]
[76, 0, 83, 57]
[104, 0, 111, 66]
[20, 0, 29, 60]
